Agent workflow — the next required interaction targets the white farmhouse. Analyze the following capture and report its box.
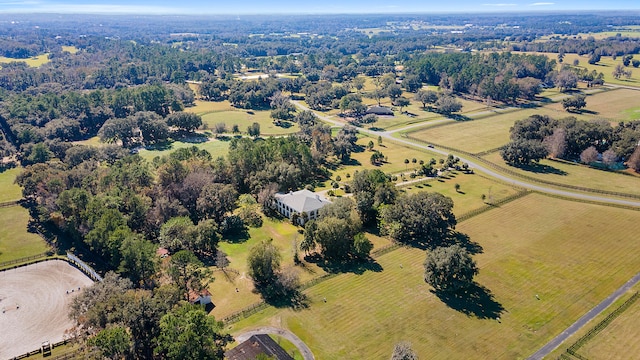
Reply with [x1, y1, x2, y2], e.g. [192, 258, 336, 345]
[274, 189, 331, 225]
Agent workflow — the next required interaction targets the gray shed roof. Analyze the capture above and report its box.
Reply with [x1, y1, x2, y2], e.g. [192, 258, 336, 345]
[225, 334, 294, 360]
[275, 189, 331, 213]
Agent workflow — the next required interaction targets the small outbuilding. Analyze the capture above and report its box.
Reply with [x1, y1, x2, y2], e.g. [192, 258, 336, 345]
[188, 289, 212, 306]
[225, 334, 294, 360]
[366, 106, 394, 116]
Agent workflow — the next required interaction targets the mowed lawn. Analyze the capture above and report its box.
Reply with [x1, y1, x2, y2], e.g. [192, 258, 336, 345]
[547, 284, 640, 359]
[0, 54, 50, 67]
[545, 88, 640, 122]
[210, 215, 393, 319]
[401, 172, 522, 217]
[482, 151, 640, 197]
[407, 106, 588, 154]
[0, 206, 49, 263]
[228, 194, 640, 359]
[0, 167, 23, 203]
[201, 110, 300, 136]
[137, 139, 230, 163]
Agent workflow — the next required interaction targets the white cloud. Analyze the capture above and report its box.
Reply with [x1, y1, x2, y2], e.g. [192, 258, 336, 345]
[529, 2, 555, 6]
[482, 3, 517, 6]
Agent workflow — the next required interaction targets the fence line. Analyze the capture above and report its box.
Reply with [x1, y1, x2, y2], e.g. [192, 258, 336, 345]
[0, 252, 50, 270]
[405, 135, 640, 201]
[67, 252, 103, 282]
[562, 292, 640, 359]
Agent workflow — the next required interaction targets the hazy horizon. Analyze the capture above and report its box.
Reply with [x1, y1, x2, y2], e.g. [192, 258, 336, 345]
[1, 0, 639, 15]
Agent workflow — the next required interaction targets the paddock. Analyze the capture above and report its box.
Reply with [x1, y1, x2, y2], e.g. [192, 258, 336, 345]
[0, 259, 94, 359]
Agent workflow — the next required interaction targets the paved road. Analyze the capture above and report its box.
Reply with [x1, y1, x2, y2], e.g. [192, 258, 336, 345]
[292, 101, 640, 208]
[527, 271, 640, 360]
[235, 326, 315, 360]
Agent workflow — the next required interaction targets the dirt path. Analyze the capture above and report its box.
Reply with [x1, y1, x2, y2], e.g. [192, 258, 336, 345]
[235, 326, 315, 360]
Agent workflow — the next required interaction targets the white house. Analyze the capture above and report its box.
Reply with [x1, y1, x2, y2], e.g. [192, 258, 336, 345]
[274, 189, 331, 225]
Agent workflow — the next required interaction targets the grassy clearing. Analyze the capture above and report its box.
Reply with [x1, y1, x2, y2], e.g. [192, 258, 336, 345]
[137, 139, 230, 163]
[186, 100, 234, 115]
[322, 136, 441, 189]
[269, 335, 305, 360]
[210, 214, 393, 319]
[482, 151, 640, 196]
[228, 194, 640, 359]
[0, 205, 49, 263]
[0, 167, 23, 203]
[548, 284, 640, 359]
[545, 88, 640, 122]
[201, 110, 300, 136]
[72, 136, 107, 147]
[406, 106, 587, 154]
[61, 46, 79, 54]
[0, 54, 50, 68]
[401, 172, 521, 217]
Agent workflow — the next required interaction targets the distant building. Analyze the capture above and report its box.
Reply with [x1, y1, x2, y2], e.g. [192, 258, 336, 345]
[274, 189, 331, 225]
[225, 334, 294, 360]
[366, 106, 394, 116]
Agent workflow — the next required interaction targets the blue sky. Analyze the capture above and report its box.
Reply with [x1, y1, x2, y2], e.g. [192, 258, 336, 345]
[0, 0, 638, 14]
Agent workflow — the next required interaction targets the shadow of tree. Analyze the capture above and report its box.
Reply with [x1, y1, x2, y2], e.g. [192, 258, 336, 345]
[304, 254, 383, 275]
[432, 283, 505, 320]
[444, 231, 483, 255]
[515, 162, 567, 175]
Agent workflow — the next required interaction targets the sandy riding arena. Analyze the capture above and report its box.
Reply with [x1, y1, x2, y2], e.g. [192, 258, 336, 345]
[0, 260, 94, 359]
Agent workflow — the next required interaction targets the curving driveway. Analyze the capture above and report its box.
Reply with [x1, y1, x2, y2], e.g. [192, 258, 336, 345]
[235, 326, 315, 360]
[292, 101, 640, 208]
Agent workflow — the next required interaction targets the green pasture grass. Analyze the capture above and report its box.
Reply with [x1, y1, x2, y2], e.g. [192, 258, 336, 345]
[323, 136, 442, 189]
[201, 110, 300, 136]
[0, 166, 23, 203]
[482, 151, 640, 197]
[0, 205, 49, 263]
[269, 335, 305, 360]
[545, 88, 640, 122]
[228, 194, 640, 359]
[72, 136, 107, 147]
[137, 139, 230, 163]
[547, 283, 640, 359]
[401, 172, 521, 217]
[61, 45, 79, 54]
[406, 106, 588, 154]
[210, 213, 393, 319]
[517, 51, 640, 87]
[0, 53, 50, 68]
[186, 100, 234, 115]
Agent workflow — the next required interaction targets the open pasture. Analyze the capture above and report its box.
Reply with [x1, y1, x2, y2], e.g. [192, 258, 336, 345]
[201, 109, 300, 136]
[137, 139, 230, 162]
[482, 151, 640, 197]
[0, 54, 50, 68]
[0, 206, 49, 264]
[406, 106, 588, 154]
[0, 166, 23, 203]
[229, 194, 640, 359]
[0, 260, 94, 360]
[545, 88, 640, 122]
[210, 215, 393, 319]
[400, 172, 521, 217]
[186, 100, 235, 116]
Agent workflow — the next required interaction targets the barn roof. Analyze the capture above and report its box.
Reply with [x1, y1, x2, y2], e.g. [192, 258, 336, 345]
[225, 334, 294, 360]
[366, 106, 394, 115]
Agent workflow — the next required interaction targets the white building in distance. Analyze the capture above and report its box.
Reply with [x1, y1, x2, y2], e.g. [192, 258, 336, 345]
[274, 189, 331, 225]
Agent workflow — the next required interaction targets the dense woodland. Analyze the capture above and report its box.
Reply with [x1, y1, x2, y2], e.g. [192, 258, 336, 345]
[1, 12, 640, 359]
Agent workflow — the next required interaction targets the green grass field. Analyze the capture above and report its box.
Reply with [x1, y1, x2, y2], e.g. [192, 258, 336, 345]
[137, 139, 231, 163]
[200, 110, 300, 136]
[401, 172, 521, 217]
[406, 106, 588, 154]
[0, 167, 23, 203]
[0, 205, 49, 263]
[228, 194, 640, 359]
[186, 100, 235, 115]
[0, 54, 50, 68]
[545, 88, 640, 122]
[61, 46, 79, 54]
[548, 284, 640, 359]
[482, 151, 640, 196]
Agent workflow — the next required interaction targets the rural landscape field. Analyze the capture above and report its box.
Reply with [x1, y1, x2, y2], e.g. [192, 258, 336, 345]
[0, 4, 639, 360]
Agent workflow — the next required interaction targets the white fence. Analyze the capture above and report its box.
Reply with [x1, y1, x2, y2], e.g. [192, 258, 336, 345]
[66, 253, 103, 282]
